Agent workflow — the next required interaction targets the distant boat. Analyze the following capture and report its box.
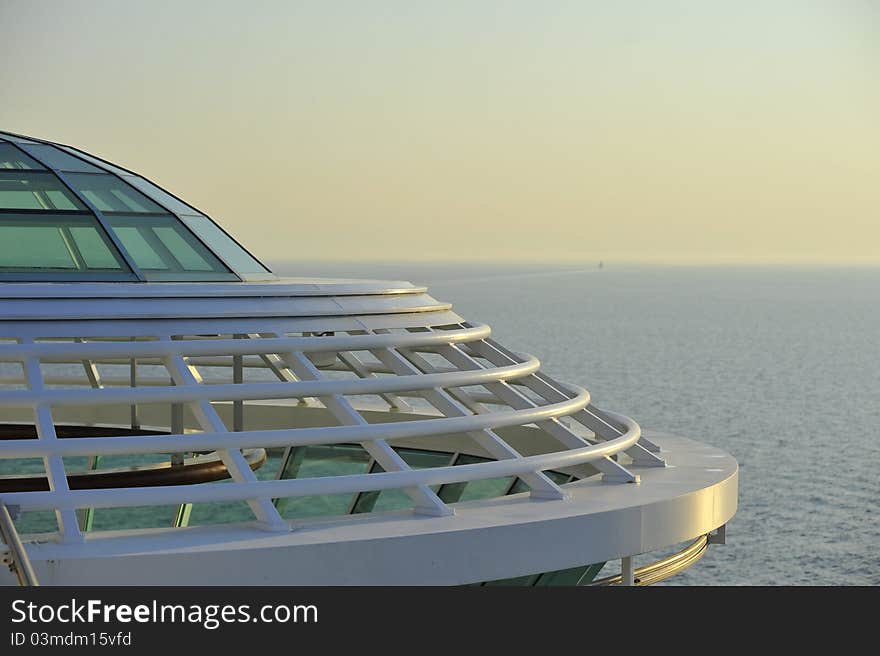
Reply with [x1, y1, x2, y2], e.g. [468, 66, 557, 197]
[598, 261, 604, 269]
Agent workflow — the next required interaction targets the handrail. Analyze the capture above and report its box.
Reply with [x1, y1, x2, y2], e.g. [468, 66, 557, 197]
[588, 534, 709, 586]
[0, 406, 639, 513]
[0, 448, 266, 492]
[0, 383, 591, 458]
[0, 323, 491, 362]
[0, 501, 39, 586]
[0, 352, 540, 409]
[0, 323, 646, 532]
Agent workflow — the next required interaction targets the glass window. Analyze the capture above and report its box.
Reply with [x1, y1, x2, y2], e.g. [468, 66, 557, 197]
[16, 143, 103, 173]
[58, 146, 132, 176]
[110, 225, 167, 269]
[181, 215, 270, 274]
[0, 143, 46, 170]
[0, 214, 128, 272]
[68, 226, 123, 269]
[122, 176, 202, 215]
[0, 133, 39, 144]
[3, 225, 75, 269]
[153, 226, 213, 271]
[64, 173, 166, 214]
[0, 171, 87, 211]
[276, 445, 371, 519]
[105, 214, 237, 281]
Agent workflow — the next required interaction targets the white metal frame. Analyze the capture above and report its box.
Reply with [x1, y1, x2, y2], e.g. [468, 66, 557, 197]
[0, 285, 663, 543]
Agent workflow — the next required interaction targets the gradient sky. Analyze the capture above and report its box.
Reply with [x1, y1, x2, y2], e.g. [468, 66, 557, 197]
[2, 1, 877, 264]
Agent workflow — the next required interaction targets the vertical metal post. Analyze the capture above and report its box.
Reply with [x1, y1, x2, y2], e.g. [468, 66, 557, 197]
[21, 347, 83, 544]
[233, 334, 244, 432]
[621, 556, 635, 586]
[170, 336, 184, 467]
[170, 403, 184, 466]
[129, 339, 139, 430]
[708, 524, 727, 545]
[0, 502, 40, 586]
[75, 341, 103, 532]
[162, 345, 287, 531]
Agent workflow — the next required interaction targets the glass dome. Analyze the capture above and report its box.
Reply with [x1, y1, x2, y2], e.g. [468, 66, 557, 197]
[0, 130, 274, 282]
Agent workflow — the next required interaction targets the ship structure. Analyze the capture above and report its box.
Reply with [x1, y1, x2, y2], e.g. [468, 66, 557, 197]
[0, 130, 737, 586]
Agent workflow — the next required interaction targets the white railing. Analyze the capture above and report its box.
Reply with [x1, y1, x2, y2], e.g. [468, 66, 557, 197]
[0, 502, 39, 586]
[0, 355, 540, 408]
[0, 323, 657, 536]
[1, 413, 639, 513]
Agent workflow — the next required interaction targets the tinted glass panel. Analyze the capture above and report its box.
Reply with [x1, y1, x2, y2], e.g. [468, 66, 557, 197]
[68, 226, 123, 269]
[64, 173, 165, 213]
[0, 214, 127, 272]
[181, 215, 269, 274]
[105, 214, 236, 281]
[457, 476, 513, 501]
[0, 171, 86, 210]
[3, 226, 74, 268]
[0, 144, 45, 170]
[110, 226, 167, 269]
[0, 133, 39, 144]
[122, 176, 201, 215]
[154, 226, 213, 270]
[17, 144, 103, 173]
[58, 146, 132, 176]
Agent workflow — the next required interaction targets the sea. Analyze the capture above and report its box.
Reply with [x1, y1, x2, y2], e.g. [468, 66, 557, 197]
[272, 260, 880, 586]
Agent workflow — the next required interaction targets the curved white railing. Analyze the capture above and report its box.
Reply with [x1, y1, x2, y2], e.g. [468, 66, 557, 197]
[0, 385, 590, 458]
[0, 354, 540, 408]
[0, 409, 639, 512]
[0, 316, 655, 535]
[0, 323, 491, 361]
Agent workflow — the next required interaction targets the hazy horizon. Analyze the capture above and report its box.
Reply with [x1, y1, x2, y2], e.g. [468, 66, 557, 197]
[2, 1, 877, 266]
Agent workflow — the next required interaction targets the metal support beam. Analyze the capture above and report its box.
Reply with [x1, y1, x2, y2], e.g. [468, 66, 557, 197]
[470, 335, 663, 469]
[233, 334, 244, 432]
[266, 331, 452, 517]
[337, 351, 412, 412]
[129, 339, 140, 430]
[21, 344, 83, 544]
[75, 338, 102, 531]
[372, 330, 566, 500]
[162, 342, 287, 531]
[708, 524, 726, 545]
[0, 502, 40, 586]
[437, 341, 639, 483]
[621, 556, 635, 586]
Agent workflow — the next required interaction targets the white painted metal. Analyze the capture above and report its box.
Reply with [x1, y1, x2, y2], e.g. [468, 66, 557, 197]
[0, 355, 541, 408]
[375, 334, 566, 499]
[0, 282, 662, 528]
[0, 131, 737, 585]
[621, 556, 635, 586]
[0, 280, 735, 584]
[21, 346, 82, 544]
[0, 414, 639, 511]
[162, 347, 287, 531]
[0, 432, 737, 586]
[271, 340, 452, 517]
[0, 502, 39, 586]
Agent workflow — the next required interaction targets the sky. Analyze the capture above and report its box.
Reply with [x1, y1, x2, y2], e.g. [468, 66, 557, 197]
[1, 1, 877, 265]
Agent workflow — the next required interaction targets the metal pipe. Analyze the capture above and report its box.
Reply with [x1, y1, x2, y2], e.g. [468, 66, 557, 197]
[0, 324, 491, 362]
[0, 502, 39, 586]
[0, 407, 639, 512]
[621, 556, 634, 586]
[233, 334, 244, 432]
[0, 384, 594, 459]
[590, 535, 710, 586]
[0, 354, 542, 409]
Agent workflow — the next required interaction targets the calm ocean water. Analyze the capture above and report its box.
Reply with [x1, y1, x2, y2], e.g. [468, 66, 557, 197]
[274, 260, 880, 586]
